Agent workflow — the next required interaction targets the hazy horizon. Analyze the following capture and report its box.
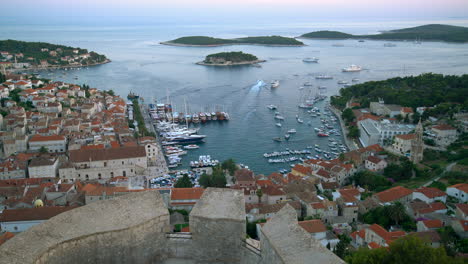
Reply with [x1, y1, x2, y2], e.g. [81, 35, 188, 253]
[2, 0, 468, 27]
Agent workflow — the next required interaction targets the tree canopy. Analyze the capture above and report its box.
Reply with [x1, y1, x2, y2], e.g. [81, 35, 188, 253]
[174, 174, 193, 188]
[360, 202, 415, 231]
[198, 165, 227, 188]
[347, 235, 466, 264]
[330, 73, 468, 111]
[204, 52, 258, 64]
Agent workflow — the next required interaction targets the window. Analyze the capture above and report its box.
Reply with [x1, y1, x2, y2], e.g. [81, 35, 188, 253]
[14, 226, 18, 231]
[98, 173, 102, 180]
[104, 162, 107, 167]
[110, 172, 114, 177]
[122, 161, 124, 165]
[123, 171, 126, 177]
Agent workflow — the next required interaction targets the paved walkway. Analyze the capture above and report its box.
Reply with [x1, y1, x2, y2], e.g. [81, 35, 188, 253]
[422, 162, 457, 187]
[329, 105, 359, 151]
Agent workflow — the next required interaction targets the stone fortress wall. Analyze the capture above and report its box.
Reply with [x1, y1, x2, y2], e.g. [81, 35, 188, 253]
[0, 188, 344, 264]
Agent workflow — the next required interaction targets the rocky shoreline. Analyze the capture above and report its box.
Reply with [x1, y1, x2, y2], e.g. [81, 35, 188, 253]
[10, 59, 111, 73]
[196, 59, 266, 66]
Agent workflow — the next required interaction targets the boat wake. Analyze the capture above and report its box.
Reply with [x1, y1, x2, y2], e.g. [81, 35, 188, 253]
[249, 80, 265, 94]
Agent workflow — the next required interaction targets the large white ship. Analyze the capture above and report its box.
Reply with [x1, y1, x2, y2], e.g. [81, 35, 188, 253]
[342, 64, 362, 72]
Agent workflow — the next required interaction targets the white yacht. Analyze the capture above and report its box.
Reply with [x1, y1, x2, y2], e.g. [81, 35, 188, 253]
[276, 123, 282, 127]
[337, 80, 348, 84]
[342, 65, 362, 72]
[271, 80, 280, 88]
[303, 57, 319, 63]
[315, 75, 333, 80]
[287, 129, 297, 134]
[267, 104, 278, 110]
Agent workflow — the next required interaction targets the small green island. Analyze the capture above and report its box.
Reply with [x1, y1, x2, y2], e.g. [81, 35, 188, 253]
[0, 39, 110, 70]
[196, 51, 265, 66]
[300, 24, 468, 43]
[162, 35, 304, 47]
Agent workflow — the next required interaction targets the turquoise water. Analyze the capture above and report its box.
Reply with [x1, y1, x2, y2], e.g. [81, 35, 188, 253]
[2, 20, 468, 174]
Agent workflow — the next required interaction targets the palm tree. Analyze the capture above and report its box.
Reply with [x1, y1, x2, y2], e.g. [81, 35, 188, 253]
[256, 189, 263, 204]
[388, 202, 406, 226]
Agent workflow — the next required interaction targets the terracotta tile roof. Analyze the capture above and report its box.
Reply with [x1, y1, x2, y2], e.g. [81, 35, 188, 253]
[292, 164, 312, 175]
[181, 226, 190, 232]
[0, 206, 77, 222]
[401, 107, 413, 113]
[339, 188, 360, 198]
[298, 219, 327, 233]
[449, 183, 468, 193]
[456, 204, 468, 215]
[316, 169, 331, 178]
[368, 224, 406, 244]
[414, 187, 446, 199]
[320, 181, 339, 190]
[421, 219, 444, 229]
[69, 146, 146, 162]
[259, 201, 301, 214]
[433, 124, 455, 131]
[395, 133, 416, 140]
[80, 144, 105, 150]
[364, 144, 384, 152]
[170, 188, 204, 201]
[368, 242, 382, 249]
[0, 232, 15, 246]
[351, 229, 365, 240]
[256, 180, 274, 187]
[358, 113, 380, 121]
[367, 155, 383, 164]
[311, 202, 326, 209]
[458, 220, 468, 231]
[375, 186, 412, 203]
[234, 169, 255, 182]
[429, 202, 447, 211]
[29, 134, 65, 142]
[262, 186, 285, 196]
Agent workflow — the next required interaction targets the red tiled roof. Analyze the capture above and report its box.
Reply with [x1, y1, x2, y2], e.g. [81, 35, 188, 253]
[316, 169, 331, 178]
[421, 219, 443, 229]
[234, 169, 255, 182]
[69, 146, 146, 162]
[375, 186, 412, 203]
[368, 224, 406, 244]
[298, 219, 327, 233]
[170, 188, 205, 201]
[368, 242, 382, 249]
[311, 202, 326, 209]
[256, 180, 274, 187]
[456, 204, 468, 215]
[395, 134, 416, 140]
[0, 206, 77, 222]
[0, 232, 15, 246]
[414, 187, 446, 199]
[29, 134, 65, 142]
[367, 155, 383, 164]
[433, 124, 455, 131]
[450, 183, 468, 193]
[401, 107, 413, 113]
[365, 144, 384, 152]
[292, 164, 312, 175]
[351, 229, 365, 240]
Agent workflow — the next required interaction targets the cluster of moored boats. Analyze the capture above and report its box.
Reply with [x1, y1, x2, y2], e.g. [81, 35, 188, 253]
[190, 155, 220, 168]
[149, 103, 229, 124]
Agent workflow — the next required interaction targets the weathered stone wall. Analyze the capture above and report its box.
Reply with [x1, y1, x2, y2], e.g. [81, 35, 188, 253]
[0, 190, 170, 264]
[0, 188, 342, 264]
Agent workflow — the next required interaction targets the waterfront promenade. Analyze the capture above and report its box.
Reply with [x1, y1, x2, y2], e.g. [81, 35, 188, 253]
[329, 105, 359, 151]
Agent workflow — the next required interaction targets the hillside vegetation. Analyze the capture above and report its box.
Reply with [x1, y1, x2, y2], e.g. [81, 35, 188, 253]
[165, 35, 304, 46]
[0, 39, 108, 66]
[330, 73, 468, 110]
[301, 24, 468, 43]
[203, 51, 258, 64]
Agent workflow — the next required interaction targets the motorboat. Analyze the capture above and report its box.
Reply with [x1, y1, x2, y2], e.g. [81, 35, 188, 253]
[276, 123, 282, 127]
[315, 75, 333, 80]
[342, 65, 362, 72]
[287, 129, 297, 134]
[285, 134, 290, 140]
[267, 104, 278, 110]
[303, 57, 319, 63]
[183, 144, 200, 150]
[271, 80, 280, 88]
[337, 80, 348, 84]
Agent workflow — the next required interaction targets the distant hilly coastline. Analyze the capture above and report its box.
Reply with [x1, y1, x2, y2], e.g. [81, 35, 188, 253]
[161, 36, 305, 47]
[300, 24, 468, 43]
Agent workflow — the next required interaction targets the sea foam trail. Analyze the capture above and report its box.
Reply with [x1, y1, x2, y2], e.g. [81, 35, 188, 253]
[249, 80, 265, 94]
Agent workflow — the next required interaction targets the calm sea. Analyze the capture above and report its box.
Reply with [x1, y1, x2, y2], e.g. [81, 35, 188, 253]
[1, 19, 468, 174]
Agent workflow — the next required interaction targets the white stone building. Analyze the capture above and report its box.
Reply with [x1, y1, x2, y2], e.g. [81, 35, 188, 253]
[447, 183, 468, 203]
[63, 146, 148, 181]
[28, 157, 59, 178]
[29, 135, 67, 153]
[431, 124, 457, 147]
[358, 119, 414, 147]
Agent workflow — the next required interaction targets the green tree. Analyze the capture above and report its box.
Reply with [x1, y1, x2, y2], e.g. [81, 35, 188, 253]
[199, 173, 212, 188]
[348, 126, 360, 138]
[221, 159, 237, 175]
[388, 202, 406, 226]
[256, 189, 263, 204]
[174, 174, 193, 188]
[0, 72, 5, 83]
[334, 234, 351, 259]
[346, 247, 388, 264]
[342, 108, 355, 124]
[39, 146, 48, 154]
[211, 165, 227, 188]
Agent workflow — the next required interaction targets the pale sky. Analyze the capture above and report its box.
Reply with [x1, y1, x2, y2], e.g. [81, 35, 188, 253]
[3, 0, 468, 23]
